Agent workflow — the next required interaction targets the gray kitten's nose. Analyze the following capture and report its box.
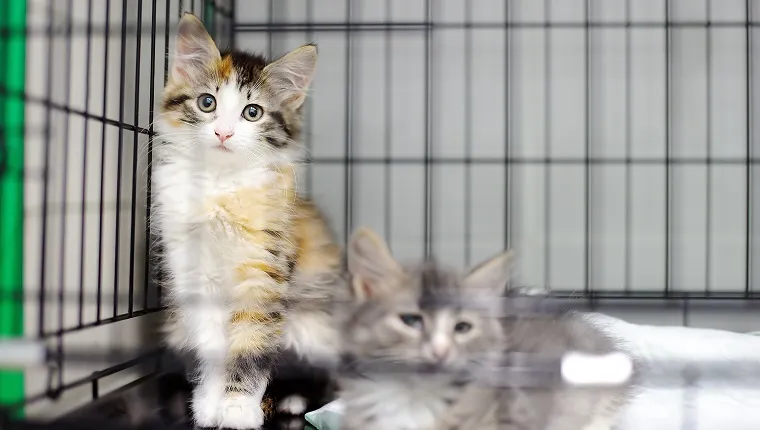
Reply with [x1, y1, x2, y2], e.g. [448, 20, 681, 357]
[432, 345, 450, 361]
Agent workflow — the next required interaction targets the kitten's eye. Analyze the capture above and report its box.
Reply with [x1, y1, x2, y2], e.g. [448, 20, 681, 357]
[197, 94, 216, 112]
[242, 104, 264, 122]
[399, 314, 424, 329]
[454, 322, 472, 334]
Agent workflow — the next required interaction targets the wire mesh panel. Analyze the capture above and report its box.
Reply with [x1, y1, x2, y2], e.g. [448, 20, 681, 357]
[236, 0, 760, 331]
[0, 0, 234, 419]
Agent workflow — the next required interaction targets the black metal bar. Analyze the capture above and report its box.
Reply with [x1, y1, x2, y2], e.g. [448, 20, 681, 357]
[77, 0, 95, 328]
[705, 0, 712, 295]
[747, 0, 754, 297]
[544, 0, 552, 290]
[38, 0, 55, 339]
[267, 0, 274, 58]
[423, 0, 433, 258]
[95, 0, 113, 324]
[304, 0, 314, 196]
[383, 0, 392, 244]
[128, 0, 144, 316]
[665, 0, 673, 296]
[56, 0, 75, 392]
[343, 0, 354, 246]
[113, 0, 130, 318]
[504, 0, 512, 251]
[143, 0, 158, 312]
[624, 0, 632, 294]
[464, 0, 472, 266]
[584, 0, 592, 295]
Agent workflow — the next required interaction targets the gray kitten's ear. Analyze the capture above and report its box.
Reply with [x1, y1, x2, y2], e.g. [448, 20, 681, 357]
[463, 250, 516, 296]
[347, 227, 402, 301]
[171, 13, 220, 82]
[264, 44, 318, 108]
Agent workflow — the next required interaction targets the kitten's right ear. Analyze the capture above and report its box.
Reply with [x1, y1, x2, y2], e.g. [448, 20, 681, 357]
[171, 13, 221, 82]
[347, 227, 403, 301]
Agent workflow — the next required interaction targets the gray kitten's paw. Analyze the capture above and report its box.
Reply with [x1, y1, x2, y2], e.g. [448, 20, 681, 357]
[276, 394, 308, 415]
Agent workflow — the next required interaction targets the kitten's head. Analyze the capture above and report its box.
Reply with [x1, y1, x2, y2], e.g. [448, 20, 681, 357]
[341, 227, 514, 373]
[156, 13, 316, 166]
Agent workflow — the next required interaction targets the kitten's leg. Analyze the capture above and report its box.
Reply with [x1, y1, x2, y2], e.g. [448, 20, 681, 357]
[219, 352, 276, 429]
[166, 253, 228, 428]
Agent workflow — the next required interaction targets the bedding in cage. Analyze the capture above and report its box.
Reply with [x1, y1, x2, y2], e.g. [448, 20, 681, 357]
[4, 0, 760, 429]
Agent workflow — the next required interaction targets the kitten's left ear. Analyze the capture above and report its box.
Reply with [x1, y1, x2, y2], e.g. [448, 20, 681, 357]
[264, 44, 318, 108]
[171, 13, 221, 82]
[463, 250, 516, 296]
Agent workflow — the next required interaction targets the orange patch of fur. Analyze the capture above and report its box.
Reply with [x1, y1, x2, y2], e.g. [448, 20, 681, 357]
[217, 55, 234, 80]
[235, 261, 288, 284]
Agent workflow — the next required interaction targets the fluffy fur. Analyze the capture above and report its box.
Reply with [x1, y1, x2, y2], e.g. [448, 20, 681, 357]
[152, 13, 343, 429]
[337, 228, 633, 430]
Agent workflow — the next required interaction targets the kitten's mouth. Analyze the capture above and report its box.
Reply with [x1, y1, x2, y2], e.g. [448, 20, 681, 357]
[214, 144, 232, 152]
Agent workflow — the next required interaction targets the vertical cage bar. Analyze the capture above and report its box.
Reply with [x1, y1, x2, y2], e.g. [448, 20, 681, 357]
[624, 0, 632, 293]
[464, 0, 472, 266]
[383, 0, 392, 244]
[96, 0, 113, 323]
[56, 0, 75, 393]
[747, 0, 754, 296]
[77, 0, 95, 326]
[305, 0, 314, 195]
[144, 0, 159, 311]
[705, 0, 712, 294]
[584, 0, 592, 294]
[343, 0, 354, 245]
[543, 0, 552, 289]
[113, 0, 130, 317]
[504, 0, 512, 251]
[0, 0, 26, 415]
[128, 0, 145, 316]
[664, 0, 673, 296]
[423, 0, 434, 258]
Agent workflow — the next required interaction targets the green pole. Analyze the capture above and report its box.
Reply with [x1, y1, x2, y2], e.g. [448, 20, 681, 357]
[0, 0, 26, 417]
[203, 0, 217, 40]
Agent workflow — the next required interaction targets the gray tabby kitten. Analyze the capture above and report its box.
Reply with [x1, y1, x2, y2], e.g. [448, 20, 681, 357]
[337, 227, 633, 430]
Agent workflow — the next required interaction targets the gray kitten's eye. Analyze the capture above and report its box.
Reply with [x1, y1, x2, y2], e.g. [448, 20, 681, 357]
[454, 322, 472, 333]
[242, 104, 264, 122]
[399, 314, 424, 329]
[197, 94, 216, 112]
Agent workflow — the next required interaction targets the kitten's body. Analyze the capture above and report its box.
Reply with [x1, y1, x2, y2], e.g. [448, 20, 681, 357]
[337, 228, 632, 430]
[153, 14, 341, 429]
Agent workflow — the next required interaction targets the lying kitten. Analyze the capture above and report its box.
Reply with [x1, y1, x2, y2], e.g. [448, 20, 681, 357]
[337, 227, 633, 430]
[152, 13, 343, 429]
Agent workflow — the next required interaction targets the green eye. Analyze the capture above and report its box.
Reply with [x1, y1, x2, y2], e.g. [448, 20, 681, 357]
[197, 94, 216, 112]
[454, 322, 472, 333]
[399, 314, 424, 329]
[242, 104, 264, 122]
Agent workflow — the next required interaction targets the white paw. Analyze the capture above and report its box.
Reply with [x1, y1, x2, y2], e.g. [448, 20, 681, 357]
[192, 389, 221, 428]
[219, 393, 265, 429]
[276, 395, 308, 415]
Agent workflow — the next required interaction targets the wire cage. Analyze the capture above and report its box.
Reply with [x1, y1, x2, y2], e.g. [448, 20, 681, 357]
[2, 0, 760, 428]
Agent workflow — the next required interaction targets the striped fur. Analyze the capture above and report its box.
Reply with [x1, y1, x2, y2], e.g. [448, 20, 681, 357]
[152, 13, 342, 429]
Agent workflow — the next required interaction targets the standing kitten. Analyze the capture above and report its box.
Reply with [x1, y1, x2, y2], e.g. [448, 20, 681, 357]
[152, 13, 342, 429]
[338, 228, 632, 430]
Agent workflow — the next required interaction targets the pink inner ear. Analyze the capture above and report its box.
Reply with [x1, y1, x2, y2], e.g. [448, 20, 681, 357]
[361, 281, 373, 299]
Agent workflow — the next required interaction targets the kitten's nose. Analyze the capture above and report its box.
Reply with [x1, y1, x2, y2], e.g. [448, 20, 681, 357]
[432, 345, 450, 361]
[215, 129, 234, 143]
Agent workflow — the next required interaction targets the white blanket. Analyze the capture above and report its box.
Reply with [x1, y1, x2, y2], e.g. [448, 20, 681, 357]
[305, 313, 760, 430]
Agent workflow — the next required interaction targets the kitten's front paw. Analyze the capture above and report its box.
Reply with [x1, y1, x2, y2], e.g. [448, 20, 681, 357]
[276, 395, 308, 415]
[219, 393, 265, 429]
[192, 390, 222, 428]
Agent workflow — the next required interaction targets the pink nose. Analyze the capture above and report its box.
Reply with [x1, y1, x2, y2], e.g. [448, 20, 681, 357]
[215, 130, 234, 143]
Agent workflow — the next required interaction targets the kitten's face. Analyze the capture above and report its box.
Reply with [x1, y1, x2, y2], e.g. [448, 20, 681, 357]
[156, 14, 316, 166]
[342, 228, 514, 374]
[344, 266, 505, 371]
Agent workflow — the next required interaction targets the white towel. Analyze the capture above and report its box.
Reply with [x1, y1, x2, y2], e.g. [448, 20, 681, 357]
[305, 313, 760, 430]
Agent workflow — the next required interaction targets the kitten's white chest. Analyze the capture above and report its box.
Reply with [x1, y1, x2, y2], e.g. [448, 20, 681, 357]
[345, 378, 452, 430]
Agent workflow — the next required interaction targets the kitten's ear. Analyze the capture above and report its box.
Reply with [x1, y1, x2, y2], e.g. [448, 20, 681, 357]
[264, 44, 318, 108]
[463, 250, 516, 297]
[347, 227, 403, 301]
[171, 13, 221, 82]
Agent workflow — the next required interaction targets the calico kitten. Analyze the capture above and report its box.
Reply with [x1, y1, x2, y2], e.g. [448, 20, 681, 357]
[152, 13, 343, 429]
[338, 228, 632, 430]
